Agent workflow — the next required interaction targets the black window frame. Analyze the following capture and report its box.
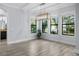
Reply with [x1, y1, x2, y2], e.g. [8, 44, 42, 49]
[50, 17, 58, 34]
[62, 15, 75, 36]
[42, 18, 48, 33]
[31, 20, 37, 33]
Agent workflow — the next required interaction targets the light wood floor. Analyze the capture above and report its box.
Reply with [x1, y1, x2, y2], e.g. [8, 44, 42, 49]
[0, 39, 76, 56]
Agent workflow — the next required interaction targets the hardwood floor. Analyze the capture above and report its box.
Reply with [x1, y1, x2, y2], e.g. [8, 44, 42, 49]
[0, 39, 76, 56]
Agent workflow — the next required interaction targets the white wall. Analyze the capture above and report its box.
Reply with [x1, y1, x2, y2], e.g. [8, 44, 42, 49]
[0, 4, 38, 44]
[0, 4, 34, 44]
[23, 10, 37, 40]
[7, 7, 37, 44]
[7, 8, 26, 44]
[74, 4, 79, 54]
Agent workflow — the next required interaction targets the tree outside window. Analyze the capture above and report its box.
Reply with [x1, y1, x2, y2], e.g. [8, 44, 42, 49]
[62, 15, 75, 36]
[42, 19, 48, 33]
[50, 17, 58, 34]
[31, 19, 37, 33]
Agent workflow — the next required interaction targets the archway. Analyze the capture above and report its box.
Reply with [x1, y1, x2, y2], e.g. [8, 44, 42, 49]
[0, 8, 7, 42]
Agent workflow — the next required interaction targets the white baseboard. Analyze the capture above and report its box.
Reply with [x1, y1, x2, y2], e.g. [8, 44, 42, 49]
[7, 38, 35, 44]
[45, 39, 76, 46]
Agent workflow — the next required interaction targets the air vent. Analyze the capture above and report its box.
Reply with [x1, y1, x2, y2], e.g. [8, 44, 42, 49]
[40, 3, 46, 6]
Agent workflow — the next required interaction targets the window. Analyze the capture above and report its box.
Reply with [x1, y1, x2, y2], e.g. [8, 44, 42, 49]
[0, 9, 7, 30]
[31, 20, 37, 33]
[62, 15, 75, 36]
[0, 16, 7, 30]
[42, 19, 48, 33]
[50, 17, 58, 34]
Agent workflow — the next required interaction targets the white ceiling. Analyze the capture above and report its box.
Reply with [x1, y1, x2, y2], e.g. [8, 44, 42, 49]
[0, 3, 75, 11]
[22, 3, 57, 11]
[31, 3, 58, 11]
[0, 3, 60, 10]
[1, 3, 53, 9]
[1, 3, 29, 9]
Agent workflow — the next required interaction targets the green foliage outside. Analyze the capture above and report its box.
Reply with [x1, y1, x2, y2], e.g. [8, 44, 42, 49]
[42, 19, 48, 33]
[62, 15, 74, 35]
[31, 20, 37, 33]
[50, 17, 58, 34]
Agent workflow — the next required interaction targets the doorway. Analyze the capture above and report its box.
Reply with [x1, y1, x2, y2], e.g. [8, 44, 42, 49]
[0, 8, 7, 44]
